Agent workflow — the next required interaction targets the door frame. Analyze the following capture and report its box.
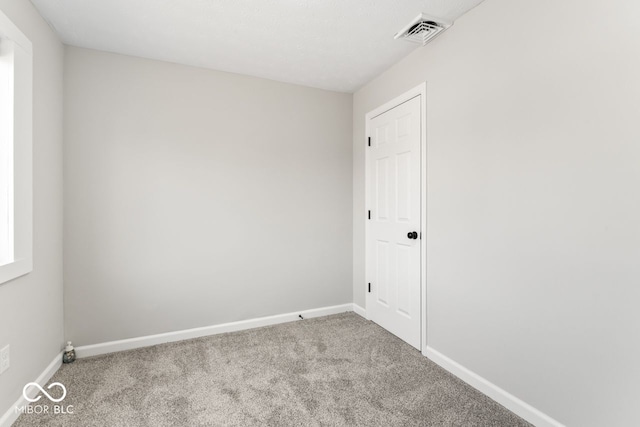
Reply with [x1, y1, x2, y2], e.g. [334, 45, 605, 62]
[364, 82, 427, 355]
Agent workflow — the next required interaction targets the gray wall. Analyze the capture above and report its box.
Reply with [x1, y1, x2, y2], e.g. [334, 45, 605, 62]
[353, 0, 640, 426]
[0, 0, 64, 418]
[64, 47, 353, 346]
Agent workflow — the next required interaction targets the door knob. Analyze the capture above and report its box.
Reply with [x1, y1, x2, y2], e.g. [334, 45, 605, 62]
[407, 231, 418, 240]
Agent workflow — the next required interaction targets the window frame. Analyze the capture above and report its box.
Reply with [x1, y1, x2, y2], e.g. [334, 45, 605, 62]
[0, 8, 33, 285]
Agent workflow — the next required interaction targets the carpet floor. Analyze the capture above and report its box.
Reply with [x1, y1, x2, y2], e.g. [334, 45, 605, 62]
[15, 313, 531, 426]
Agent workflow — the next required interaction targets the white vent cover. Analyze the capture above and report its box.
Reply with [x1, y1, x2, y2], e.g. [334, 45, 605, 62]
[394, 13, 453, 46]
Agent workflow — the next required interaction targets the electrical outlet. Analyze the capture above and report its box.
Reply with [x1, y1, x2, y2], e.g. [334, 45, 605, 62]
[0, 345, 9, 374]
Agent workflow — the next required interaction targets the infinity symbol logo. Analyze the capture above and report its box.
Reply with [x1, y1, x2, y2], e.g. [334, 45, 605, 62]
[22, 382, 67, 403]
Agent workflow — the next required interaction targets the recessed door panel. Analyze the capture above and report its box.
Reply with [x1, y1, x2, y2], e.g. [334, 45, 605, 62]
[376, 157, 389, 221]
[376, 240, 389, 306]
[396, 243, 411, 317]
[396, 151, 411, 222]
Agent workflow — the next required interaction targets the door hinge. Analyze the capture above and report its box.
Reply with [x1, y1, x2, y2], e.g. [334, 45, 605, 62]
[368, 283, 371, 293]
[368, 210, 371, 220]
[367, 137, 371, 147]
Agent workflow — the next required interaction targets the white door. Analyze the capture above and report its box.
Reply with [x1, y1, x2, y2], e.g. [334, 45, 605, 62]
[366, 95, 422, 350]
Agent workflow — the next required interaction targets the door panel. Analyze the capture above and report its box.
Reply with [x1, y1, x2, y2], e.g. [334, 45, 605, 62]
[367, 95, 421, 350]
[376, 240, 389, 305]
[375, 157, 389, 220]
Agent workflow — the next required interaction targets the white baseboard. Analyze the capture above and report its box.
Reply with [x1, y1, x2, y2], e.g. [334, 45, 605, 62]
[1, 310, 561, 427]
[425, 346, 564, 427]
[0, 352, 62, 427]
[352, 303, 366, 318]
[76, 303, 355, 358]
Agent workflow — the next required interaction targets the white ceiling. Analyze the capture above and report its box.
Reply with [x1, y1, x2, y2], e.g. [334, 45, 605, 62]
[30, 0, 484, 93]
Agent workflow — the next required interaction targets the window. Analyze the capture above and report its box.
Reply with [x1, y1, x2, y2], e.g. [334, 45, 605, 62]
[0, 9, 32, 285]
[0, 36, 13, 266]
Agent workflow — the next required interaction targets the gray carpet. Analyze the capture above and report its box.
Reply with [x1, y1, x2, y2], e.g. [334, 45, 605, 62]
[15, 313, 530, 426]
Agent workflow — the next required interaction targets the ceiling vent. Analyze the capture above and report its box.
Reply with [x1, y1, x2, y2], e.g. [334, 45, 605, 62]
[394, 13, 453, 46]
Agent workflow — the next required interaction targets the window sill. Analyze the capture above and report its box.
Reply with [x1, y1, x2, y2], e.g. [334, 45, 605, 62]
[0, 257, 32, 285]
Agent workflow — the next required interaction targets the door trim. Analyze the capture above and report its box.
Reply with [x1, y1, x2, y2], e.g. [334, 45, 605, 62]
[364, 82, 427, 354]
